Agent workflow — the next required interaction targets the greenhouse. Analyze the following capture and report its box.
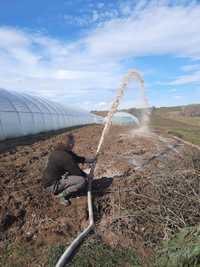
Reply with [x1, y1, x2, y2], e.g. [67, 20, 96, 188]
[111, 111, 139, 126]
[0, 88, 103, 141]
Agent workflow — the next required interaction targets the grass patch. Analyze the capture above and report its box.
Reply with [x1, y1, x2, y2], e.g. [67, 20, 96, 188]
[150, 111, 200, 145]
[154, 226, 200, 267]
[0, 241, 34, 267]
[46, 238, 142, 267]
[69, 238, 142, 267]
[47, 244, 66, 267]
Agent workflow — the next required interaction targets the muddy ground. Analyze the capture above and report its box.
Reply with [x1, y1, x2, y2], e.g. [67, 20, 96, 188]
[0, 124, 200, 266]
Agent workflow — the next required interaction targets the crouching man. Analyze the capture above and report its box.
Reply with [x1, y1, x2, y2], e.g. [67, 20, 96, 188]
[42, 133, 96, 205]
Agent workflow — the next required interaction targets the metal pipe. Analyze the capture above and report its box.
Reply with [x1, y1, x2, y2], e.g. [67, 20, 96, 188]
[55, 172, 94, 267]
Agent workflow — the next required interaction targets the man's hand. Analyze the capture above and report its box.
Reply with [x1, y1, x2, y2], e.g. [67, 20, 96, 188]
[85, 156, 97, 164]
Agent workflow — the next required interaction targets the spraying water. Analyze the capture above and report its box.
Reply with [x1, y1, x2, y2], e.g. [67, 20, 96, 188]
[97, 69, 149, 154]
[98, 69, 183, 163]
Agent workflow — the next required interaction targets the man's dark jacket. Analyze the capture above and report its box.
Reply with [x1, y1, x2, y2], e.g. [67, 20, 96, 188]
[42, 144, 86, 188]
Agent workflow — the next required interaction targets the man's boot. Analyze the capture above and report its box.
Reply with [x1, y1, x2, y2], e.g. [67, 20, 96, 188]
[59, 192, 72, 206]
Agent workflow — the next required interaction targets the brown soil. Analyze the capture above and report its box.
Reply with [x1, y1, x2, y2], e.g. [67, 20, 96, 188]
[0, 124, 199, 266]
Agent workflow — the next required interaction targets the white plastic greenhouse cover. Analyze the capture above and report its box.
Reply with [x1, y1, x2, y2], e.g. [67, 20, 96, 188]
[111, 111, 139, 126]
[0, 88, 103, 141]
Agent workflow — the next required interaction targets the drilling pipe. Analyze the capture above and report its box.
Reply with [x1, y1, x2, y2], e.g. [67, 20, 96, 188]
[56, 70, 144, 267]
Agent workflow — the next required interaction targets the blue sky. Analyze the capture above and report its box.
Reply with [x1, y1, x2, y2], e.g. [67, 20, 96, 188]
[0, 0, 200, 110]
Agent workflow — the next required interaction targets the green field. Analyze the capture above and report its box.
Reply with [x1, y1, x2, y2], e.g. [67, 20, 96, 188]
[150, 106, 200, 146]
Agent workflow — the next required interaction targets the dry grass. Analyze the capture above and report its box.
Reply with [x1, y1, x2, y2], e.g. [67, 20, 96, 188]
[94, 148, 200, 266]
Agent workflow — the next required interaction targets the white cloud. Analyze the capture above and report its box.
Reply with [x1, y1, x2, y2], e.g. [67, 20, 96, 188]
[181, 64, 200, 72]
[171, 88, 178, 92]
[97, 101, 107, 107]
[169, 70, 200, 85]
[86, 2, 200, 60]
[174, 95, 183, 99]
[0, 1, 200, 109]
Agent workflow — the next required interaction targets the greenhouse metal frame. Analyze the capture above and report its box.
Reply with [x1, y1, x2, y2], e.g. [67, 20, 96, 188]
[0, 88, 102, 141]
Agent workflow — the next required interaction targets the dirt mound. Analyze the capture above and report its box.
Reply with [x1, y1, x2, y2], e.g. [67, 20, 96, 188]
[0, 124, 200, 266]
[0, 125, 102, 266]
